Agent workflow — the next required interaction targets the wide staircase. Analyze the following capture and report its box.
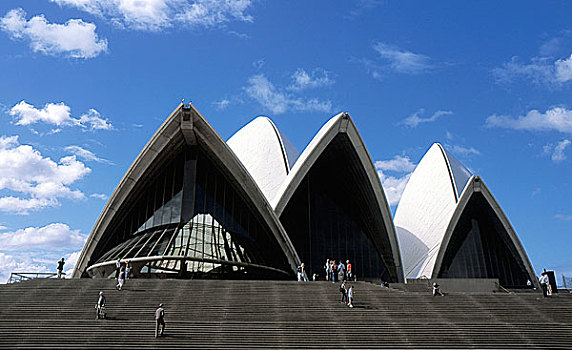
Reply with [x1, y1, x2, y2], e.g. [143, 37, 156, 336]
[0, 278, 570, 349]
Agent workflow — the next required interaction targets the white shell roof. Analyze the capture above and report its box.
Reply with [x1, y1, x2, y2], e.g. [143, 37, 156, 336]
[393, 143, 472, 279]
[227, 117, 299, 202]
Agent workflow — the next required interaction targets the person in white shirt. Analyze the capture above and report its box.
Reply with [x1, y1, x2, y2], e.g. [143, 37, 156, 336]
[347, 285, 354, 308]
[539, 272, 549, 297]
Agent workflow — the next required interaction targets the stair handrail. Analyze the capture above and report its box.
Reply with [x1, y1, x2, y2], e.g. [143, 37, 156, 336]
[8, 272, 65, 284]
[496, 282, 511, 294]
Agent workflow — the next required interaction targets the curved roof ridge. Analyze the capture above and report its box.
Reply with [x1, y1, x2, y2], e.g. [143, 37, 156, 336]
[431, 176, 538, 287]
[272, 112, 403, 282]
[436, 143, 472, 202]
[394, 143, 460, 279]
[227, 116, 299, 202]
[74, 104, 301, 277]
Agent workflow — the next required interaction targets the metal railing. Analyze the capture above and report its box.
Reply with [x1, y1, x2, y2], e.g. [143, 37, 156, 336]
[8, 272, 66, 284]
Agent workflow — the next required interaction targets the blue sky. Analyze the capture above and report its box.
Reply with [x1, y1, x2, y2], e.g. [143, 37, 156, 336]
[0, 1, 570, 284]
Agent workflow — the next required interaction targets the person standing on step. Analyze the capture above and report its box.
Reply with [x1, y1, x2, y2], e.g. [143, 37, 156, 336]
[155, 304, 165, 338]
[96, 291, 106, 319]
[338, 260, 345, 282]
[539, 272, 549, 297]
[347, 285, 354, 308]
[331, 260, 337, 283]
[114, 259, 121, 282]
[57, 258, 65, 279]
[125, 260, 131, 280]
[325, 259, 330, 281]
[346, 260, 352, 281]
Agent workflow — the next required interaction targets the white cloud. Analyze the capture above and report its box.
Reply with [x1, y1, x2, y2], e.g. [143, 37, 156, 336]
[244, 74, 333, 115]
[212, 99, 230, 111]
[90, 193, 108, 200]
[493, 54, 572, 86]
[0, 135, 90, 214]
[9, 101, 112, 131]
[486, 107, 572, 134]
[65, 146, 113, 164]
[375, 155, 416, 173]
[288, 68, 334, 91]
[401, 109, 452, 128]
[554, 213, 572, 221]
[52, 0, 254, 32]
[0, 8, 107, 59]
[372, 42, 432, 74]
[0, 223, 86, 250]
[554, 54, 572, 83]
[375, 155, 416, 206]
[446, 144, 481, 157]
[0, 252, 50, 283]
[544, 139, 571, 162]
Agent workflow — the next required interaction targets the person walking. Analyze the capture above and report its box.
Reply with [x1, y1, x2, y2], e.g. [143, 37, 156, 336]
[57, 258, 65, 279]
[117, 267, 126, 290]
[155, 304, 165, 338]
[325, 259, 330, 281]
[347, 285, 354, 308]
[539, 272, 549, 297]
[339, 281, 347, 304]
[115, 259, 121, 281]
[95, 291, 106, 319]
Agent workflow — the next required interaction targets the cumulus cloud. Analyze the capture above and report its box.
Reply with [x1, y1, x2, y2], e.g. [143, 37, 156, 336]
[373, 42, 432, 74]
[9, 101, 112, 131]
[287, 68, 334, 91]
[493, 54, 572, 86]
[0, 8, 107, 59]
[544, 139, 571, 162]
[0, 135, 90, 214]
[244, 74, 333, 115]
[0, 223, 86, 250]
[375, 155, 416, 206]
[51, 0, 254, 32]
[486, 107, 572, 134]
[65, 146, 113, 164]
[0, 252, 50, 283]
[401, 109, 452, 128]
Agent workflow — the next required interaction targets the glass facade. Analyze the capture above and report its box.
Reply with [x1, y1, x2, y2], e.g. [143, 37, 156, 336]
[90, 145, 290, 278]
[280, 134, 393, 281]
[437, 193, 530, 287]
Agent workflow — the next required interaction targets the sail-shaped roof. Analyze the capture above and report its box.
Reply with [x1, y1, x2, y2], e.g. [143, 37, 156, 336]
[227, 117, 299, 202]
[395, 143, 537, 287]
[73, 104, 300, 278]
[272, 112, 404, 282]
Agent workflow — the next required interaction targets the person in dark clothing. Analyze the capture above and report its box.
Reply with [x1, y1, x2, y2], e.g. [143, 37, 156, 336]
[115, 259, 121, 281]
[331, 261, 337, 283]
[339, 281, 347, 304]
[57, 258, 65, 279]
[155, 304, 165, 337]
[96, 291, 106, 319]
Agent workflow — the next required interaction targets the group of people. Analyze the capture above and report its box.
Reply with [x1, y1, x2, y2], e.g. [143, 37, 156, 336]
[338, 281, 355, 308]
[325, 259, 353, 283]
[114, 259, 132, 290]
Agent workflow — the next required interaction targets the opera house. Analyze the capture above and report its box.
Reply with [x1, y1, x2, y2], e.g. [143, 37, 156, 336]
[72, 103, 537, 288]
